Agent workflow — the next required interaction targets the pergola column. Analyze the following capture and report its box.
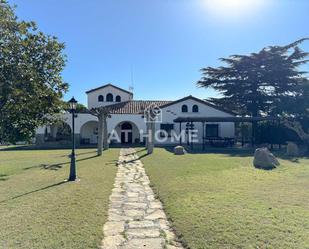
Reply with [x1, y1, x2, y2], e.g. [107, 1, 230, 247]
[93, 108, 111, 156]
[179, 122, 182, 145]
[103, 114, 109, 150]
[97, 113, 103, 156]
[147, 122, 155, 154]
[241, 121, 244, 147]
[145, 111, 155, 154]
[202, 122, 205, 150]
[145, 121, 149, 148]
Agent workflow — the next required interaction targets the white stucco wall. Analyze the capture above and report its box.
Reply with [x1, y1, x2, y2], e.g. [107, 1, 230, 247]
[154, 98, 235, 145]
[107, 114, 146, 143]
[36, 113, 97, 135]
[80, 120, 98, 144]
[36, 97, 235, 145]
[87, 85, 133, 109]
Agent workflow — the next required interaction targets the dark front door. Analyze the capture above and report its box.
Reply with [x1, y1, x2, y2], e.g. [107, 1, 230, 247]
[121, 122, 133, 144]
[206, 124, 219, 138]
[121, 131, 132, 144]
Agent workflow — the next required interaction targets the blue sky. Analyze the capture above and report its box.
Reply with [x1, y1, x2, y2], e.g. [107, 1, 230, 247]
[9, 0, 309, 106]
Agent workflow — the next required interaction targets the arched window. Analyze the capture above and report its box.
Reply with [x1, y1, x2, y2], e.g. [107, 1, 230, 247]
[181, 104, 188, 112]
[115, 95, 121, 102]
[106, 93, 113, 102]
[98, 95, 104, 102]
[192, 105, 199, 112]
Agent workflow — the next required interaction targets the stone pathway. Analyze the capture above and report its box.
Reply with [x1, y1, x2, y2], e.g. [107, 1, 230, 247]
[101, 148, 183, 249]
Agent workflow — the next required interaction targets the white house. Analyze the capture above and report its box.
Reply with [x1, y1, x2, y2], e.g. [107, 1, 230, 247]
[35, 84, 235, 146]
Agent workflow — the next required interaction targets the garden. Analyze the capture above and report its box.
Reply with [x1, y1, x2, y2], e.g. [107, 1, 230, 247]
[139, 148, 309, 249]
[0, 147, 118, 249]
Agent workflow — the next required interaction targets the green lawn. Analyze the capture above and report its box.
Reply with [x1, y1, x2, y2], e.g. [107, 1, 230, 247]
[139, 148, 309, 249]
[0, 147, 118, 249]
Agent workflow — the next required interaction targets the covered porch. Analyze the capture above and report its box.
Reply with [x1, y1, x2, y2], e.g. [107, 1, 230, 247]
[174, 116, 280, 150]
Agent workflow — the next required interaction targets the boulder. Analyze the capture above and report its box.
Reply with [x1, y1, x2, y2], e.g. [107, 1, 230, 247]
[286, 142, 299, 157]
[174, 146, 186, 155]
[253, 147, 280, 170]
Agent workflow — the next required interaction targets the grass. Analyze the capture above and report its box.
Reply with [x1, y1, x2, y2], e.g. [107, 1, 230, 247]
[138, 148, 309, 249]
[0, 147, 118, 249]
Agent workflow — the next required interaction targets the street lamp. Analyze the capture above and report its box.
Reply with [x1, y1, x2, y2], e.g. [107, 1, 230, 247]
[68, 97, 78, 181]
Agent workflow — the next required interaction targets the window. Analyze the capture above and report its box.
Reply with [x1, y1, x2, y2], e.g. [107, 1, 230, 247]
[106, 93, 113, 102]
[192, 105, 199, 112]
[160, 123, 174, 137]
[206, 124, 219, 138]
[115, 95, 121, 102]
[181, 105, 188, 112]
[98, 95, 104, 102]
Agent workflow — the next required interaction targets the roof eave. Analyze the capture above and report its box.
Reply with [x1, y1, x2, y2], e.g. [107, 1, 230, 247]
[85, 83, 133, 95]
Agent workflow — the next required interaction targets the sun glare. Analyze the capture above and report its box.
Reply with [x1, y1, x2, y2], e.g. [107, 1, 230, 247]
[203, 0, 266, 20]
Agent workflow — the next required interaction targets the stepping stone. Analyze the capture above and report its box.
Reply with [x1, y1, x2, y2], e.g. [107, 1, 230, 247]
[101, 235, 125, 249]
[145, 210, 167, 220]
[126, 228, 161, 238]
[127, 192, 139, 198]
[108, 213, 132, 222]
[103, 221, 125, 236]
[149, 201, 163, 209]
[124, 209, 145, 218]
[128, 220, 157, 229]
[120, 238, 164, 249]
[124, 202, 147, 209]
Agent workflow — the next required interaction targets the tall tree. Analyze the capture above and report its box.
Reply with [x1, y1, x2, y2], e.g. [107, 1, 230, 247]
[197, 39, 309, 117]
[0, 1, 68, 143]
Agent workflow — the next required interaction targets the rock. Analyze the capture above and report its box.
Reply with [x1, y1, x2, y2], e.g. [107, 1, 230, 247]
[253, 147, 280, 170]
[286, 142, 299, 156]
[174, 146, 186, 155]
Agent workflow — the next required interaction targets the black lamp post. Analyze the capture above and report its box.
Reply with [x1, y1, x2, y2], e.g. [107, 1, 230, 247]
[68, 97, 78, 181]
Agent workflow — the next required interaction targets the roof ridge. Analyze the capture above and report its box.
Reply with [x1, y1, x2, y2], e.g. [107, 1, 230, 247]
[85, 83, 133, 95]
[129, 99, 172, 102]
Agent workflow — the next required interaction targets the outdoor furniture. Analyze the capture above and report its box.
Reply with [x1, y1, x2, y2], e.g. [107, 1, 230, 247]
[205, 137, 235, 147]
[81, 138, 90, 145]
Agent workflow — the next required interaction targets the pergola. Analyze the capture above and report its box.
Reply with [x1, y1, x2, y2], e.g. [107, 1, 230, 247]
[91, 103, 157, 155]
[173, 116, 280, 150]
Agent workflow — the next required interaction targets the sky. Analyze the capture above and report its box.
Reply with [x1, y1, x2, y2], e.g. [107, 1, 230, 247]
[8, 0, 309, 106]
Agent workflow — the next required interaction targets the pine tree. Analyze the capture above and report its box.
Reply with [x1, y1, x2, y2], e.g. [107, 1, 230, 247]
[197, 39, 309, 117]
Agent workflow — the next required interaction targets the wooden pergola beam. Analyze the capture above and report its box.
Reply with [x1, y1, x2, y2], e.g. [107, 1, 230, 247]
[174, 116, 279, 123]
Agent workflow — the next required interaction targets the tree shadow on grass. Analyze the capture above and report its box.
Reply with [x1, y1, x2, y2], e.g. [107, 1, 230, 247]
[134, 148, 147, 154]
[0, 181, 67, 204]
[0, 174, 8, 181]
[59, 150, 97, 157]
[23, 154, 100, 171]
[105, 160, 118, 165]
[0, 145, 71, 151]
[0, 145, 99, 151]
[124, 152, 149, 164]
